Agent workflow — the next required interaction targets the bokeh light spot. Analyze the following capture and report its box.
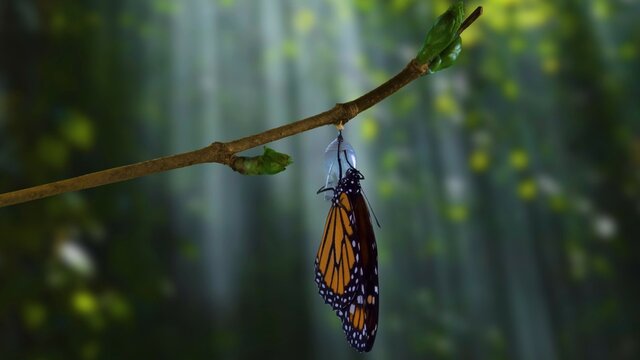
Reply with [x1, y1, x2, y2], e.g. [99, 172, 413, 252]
[517, 179, 537, 200]
[469, 150, 490, 172]
[72, 291, 98, 315]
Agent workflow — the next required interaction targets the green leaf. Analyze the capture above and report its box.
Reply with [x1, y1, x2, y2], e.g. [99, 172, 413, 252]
[232, 147, 293, 175]
[416, 1, 465, 65]
[428, 36, 462, 73]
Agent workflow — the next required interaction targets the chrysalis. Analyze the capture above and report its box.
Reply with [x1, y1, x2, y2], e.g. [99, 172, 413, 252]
[323, 133, 356, 200]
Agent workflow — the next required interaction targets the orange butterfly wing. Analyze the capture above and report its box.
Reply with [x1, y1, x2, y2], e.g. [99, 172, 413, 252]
[338, 192, 379, 352]
[315, 192, 362, 310]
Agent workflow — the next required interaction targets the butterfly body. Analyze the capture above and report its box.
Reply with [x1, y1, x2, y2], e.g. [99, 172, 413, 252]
[316, 166, 379, 352]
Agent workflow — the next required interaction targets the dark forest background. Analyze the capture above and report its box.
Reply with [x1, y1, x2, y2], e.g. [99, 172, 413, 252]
[1, 0, 639, 359]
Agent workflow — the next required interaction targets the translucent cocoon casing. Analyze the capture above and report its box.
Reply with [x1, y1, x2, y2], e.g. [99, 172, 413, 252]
[323, 135, 357, 200]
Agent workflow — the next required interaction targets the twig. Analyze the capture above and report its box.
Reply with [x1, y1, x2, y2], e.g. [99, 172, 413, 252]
[458, 6, 483, 35]
[0, 8, 482, 208]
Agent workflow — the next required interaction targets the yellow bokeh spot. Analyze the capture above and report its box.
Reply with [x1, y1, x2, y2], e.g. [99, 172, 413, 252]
[542, 57, 559, 74]
[482, 1, 551, 31]
[514, 5, 549, 29]
[72, 291, 98, 315]
[61, 111, 94, 150]
[391, 0, 410, 13]
[482, 6, 509, 31]
[517, 179, 537, 200]
[447, 204, 468, 222]
[509, 149, 528, 170]
[502, 80, 519, 100]
[293, 9, 316, 34]
[470, 150, 490, 172]
[360, 117, 378, 141]
[434, 93, 457, 115]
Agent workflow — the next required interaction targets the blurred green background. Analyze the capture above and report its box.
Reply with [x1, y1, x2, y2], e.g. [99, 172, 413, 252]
[1, 0, 639, 359]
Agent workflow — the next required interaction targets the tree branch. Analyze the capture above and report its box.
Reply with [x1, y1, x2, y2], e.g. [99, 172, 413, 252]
[0, 7, 482, 208]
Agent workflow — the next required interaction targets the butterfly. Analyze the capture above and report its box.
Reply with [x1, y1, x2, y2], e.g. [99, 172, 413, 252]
[315, 133, 379, 352]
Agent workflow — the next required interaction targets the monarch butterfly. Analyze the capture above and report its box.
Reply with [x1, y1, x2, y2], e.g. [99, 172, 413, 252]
[316, 132, 379, 352]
